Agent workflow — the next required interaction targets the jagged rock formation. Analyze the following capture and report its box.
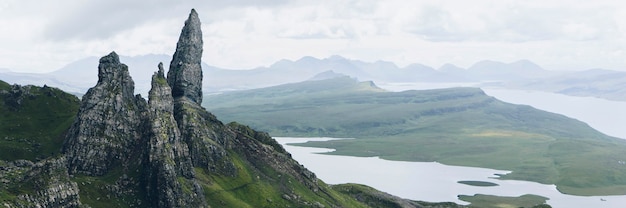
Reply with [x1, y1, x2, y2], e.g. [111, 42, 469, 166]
[63, 52, 148, 176]
[167, 8, 203, 105]
[0, 157, 82, 207]
[0, 9, 448, 208]
[145, 63, 205, 207]
[57, 9, 342, 208]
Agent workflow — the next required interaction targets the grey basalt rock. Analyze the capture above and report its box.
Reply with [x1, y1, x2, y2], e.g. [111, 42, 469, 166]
[63, 52, 147, 176]
[167, 9, 237, 176]
[145, 62, 206, 207]
[0, 157, 82, 208]
[47, 9, 369, 208]
[167, 8, 204, 104]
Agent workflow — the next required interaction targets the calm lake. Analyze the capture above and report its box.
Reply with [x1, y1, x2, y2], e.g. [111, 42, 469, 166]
[274, 83, 626, 207]
[275, 137, 626, 207]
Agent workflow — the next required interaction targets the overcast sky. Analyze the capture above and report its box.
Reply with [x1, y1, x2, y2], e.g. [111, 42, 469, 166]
[2, 0, 626, 73]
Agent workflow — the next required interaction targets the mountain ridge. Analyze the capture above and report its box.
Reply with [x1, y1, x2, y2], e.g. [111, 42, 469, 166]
[5, 52, 626, 101]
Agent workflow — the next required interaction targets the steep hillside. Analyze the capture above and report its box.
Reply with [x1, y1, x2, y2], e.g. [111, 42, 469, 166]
[204, 76, 626, 196]
[0, 80, 79, 161]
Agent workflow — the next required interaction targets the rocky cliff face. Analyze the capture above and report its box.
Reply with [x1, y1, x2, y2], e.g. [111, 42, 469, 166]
[0, 157, 82, 207]
[56, 8, 335, 207]
[167, 9, 203, 105]
[144, 63, 205, 207]
[63, 52, 148, 177]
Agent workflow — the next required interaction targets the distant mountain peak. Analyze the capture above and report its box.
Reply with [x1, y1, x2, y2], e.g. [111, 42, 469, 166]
[297, 55, 321, 62]
[509, 59, 544, 71]
[468, 60, 507, 70]
[308, 70, 350, 81]
[468, 59, 544, 72]
[438, 63, 465, 72]
[327, 54, 349, 61]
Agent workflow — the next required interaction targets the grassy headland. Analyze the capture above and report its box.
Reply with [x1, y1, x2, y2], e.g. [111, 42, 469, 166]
[204, 76, 626, 196]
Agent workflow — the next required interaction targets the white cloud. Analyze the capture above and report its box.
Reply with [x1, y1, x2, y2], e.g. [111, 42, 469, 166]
[1, 0, 626, 73]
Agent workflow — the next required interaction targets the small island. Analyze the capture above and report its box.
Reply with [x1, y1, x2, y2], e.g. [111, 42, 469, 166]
[457, 180, 499, 187]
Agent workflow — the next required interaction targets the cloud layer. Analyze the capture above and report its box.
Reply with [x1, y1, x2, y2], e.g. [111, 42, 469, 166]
[1, 0, 626, 72]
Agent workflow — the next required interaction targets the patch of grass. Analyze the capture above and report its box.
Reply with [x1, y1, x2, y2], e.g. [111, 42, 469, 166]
[194, 151, 370, 208]
[458, 194, 551, 208]
[154, 75, 168, 86]
[458, 181, 499, 187]
[73, 175, 112, 207]
[203, 77, 626, 196]
[332, 183, 464, 208]
[0, 80, 10, 90]
[0, 83, 79, 161]
[72, 163, 146, 208]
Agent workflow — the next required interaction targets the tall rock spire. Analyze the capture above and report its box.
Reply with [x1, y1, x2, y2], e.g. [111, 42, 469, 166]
[146, 62, 205, 207]
[167, 9, 203, 104]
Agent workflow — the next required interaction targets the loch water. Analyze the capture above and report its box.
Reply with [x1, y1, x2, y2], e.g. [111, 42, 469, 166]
[274, 83, 626, 207]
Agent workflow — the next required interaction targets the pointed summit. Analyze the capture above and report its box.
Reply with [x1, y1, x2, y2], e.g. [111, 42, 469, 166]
[167, 9, 203, 104]
[64, 52, 146, 176]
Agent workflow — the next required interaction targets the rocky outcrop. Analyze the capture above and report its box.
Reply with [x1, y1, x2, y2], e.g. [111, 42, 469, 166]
[167, 8, 203, 104]
[166, 8, 237, 176]
[173, 98, 237, 176]
[145, 63, 205, 207]
[63, 52, 148, 176]
[0, 157, 82, 208]
[2, 84, 33, 110]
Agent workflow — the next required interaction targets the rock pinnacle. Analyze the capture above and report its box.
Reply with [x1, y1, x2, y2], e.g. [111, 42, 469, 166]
[167, 9, 203, 104]
[63, 51, 145, 176]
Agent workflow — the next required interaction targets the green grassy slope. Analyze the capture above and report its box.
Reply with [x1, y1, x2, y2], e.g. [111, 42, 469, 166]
[0, 81, 80, 161]
[203, 77, 626, 196]
[194, 150, 368, 208]
[458, 194, 550, 208]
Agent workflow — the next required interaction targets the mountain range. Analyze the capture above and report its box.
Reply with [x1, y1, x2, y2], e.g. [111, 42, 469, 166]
[4, 51, 626, 101]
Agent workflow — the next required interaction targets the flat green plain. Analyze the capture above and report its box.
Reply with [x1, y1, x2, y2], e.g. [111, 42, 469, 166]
[459, 194, 550, 208]
[204, 77, 626, 196]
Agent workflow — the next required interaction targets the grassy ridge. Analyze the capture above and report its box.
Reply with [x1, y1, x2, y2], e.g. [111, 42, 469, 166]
[0, 81, 80, 161]
[204, 77, 626, 196]
[458, 194, 550, 208]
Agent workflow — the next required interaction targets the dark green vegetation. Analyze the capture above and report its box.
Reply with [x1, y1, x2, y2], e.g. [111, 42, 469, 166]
[0, 80, 80, 161]
[204, 76, 626, 196]
[457, 181, 498, 187]
[458, 194, 551, 208]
